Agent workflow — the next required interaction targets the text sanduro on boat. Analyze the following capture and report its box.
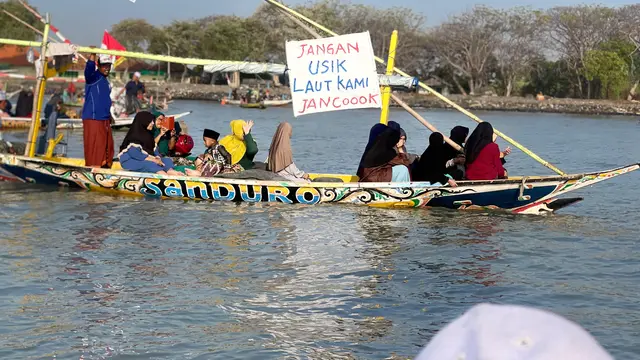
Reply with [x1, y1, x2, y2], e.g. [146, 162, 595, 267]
[0, 1, 637, 215]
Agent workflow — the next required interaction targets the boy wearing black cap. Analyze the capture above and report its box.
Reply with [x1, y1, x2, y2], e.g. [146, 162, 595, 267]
[194, 128, 233, 177]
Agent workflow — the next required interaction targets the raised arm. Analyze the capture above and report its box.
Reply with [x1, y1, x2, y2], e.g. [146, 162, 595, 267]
[84, 54, 99, 83]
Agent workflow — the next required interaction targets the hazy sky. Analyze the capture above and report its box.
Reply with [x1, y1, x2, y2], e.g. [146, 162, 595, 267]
[24, 0, 639, 45]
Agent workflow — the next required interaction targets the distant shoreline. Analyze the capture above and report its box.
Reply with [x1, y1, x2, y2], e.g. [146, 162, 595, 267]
[158, 84, 640, 117]
[5, 80, 640, 116]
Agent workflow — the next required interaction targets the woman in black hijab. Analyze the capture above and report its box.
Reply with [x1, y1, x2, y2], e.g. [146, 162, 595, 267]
[359, 128, 411, 182]
[15, 88, 34, 117]
[357, 123, 388, 178]
[443, 126, 469, 180]
[413, 132, 457, 186]
[118, 111, 183, 175]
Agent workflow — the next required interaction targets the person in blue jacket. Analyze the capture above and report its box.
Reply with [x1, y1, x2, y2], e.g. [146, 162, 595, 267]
[82, 53, 114, 168]
[118, 111, 184, 175]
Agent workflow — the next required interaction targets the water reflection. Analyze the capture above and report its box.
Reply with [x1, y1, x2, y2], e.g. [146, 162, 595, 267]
[1, 102, 640, 358]
[216, 207, 393, 358]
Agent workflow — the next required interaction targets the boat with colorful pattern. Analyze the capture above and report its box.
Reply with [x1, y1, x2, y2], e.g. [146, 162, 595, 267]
[1, 154, 636, 215]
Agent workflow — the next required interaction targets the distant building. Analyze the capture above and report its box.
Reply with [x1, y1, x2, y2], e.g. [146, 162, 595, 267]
[0, 44, 84, 80]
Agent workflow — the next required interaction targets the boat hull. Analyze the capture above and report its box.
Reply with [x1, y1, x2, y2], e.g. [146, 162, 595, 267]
[1, 154, 636, 214]
[226, 99, 292, 107]
[0, 111, 192, 130]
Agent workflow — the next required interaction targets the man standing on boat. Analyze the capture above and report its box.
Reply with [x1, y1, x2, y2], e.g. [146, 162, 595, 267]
[119, 71, 145, 114]
[82, 53, 114, 168]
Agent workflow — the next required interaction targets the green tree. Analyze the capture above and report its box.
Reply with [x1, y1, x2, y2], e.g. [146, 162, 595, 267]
[162, 20, 204, 82]
[583, 50, 629, 99]
[0, 0, 40, 43]
[110, 19, 156, 51]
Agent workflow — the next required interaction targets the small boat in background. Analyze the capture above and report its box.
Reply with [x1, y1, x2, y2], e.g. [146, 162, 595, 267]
[226, 99, 292, 107]
[240, 103, 266, 109]
[0, 111, 192, 130]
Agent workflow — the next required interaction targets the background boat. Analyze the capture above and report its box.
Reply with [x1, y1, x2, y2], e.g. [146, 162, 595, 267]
[239, 103, 267, 109]
[226, 99, 292, 107]
[0, 111, 192, 130]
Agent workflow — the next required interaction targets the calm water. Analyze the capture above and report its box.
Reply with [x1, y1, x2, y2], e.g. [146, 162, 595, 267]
[1, 101, 639, 359]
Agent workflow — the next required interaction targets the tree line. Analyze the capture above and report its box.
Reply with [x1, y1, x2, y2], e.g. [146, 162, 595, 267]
[3, 0, 640, 100]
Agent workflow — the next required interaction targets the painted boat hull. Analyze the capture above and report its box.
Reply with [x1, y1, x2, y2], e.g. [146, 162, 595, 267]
[0, 111, 192, 130]
[1, 154, 637, 214]
[240, 103, 266, 109]
[226, 99, 292, 107]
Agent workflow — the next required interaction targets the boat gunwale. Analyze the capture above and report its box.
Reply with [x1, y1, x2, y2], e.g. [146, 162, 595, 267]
[3, 153, 638, 189]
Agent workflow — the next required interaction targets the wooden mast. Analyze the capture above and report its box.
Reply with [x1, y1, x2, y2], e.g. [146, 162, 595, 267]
[24, 13, 51, 157]
[379, 30, 398, 125]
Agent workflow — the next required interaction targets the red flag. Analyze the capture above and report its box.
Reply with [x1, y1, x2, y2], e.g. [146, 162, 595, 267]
[101, 30, 126, 64]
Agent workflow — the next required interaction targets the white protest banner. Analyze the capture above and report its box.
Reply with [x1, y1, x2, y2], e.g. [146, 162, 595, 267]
[285, 31, 381, 117]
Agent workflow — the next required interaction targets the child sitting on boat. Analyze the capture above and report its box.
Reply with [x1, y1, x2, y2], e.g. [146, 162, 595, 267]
[194, 129, 238, 177]
[118, 111, 189, 176]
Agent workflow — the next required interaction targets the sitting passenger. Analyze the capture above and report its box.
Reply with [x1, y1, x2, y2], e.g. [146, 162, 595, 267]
[219, 119, 258, 171]
[443, 126, 469, 180]
[359, 128, 411, 183]
[412, 133, 457, 187]
[194, 128, 237, 177]
[152, 110, 181, 157]
[397, 128, 420, 164]
[387, 121, 401, 131]
[267, 122, 309, 182]
[357, 123, 388, 178]
[118, 111, 183, 175]
[465, 122, 508, 180]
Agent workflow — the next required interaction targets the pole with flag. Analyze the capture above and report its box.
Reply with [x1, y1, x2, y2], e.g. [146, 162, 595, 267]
[101, 30, 127, 69]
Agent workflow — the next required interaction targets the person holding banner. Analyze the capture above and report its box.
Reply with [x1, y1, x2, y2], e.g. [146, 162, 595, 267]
[81, 53, 114, 168]
[359, 128, 411, 183]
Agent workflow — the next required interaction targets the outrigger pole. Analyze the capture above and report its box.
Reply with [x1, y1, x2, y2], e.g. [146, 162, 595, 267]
[0, 38, 287, 68]
[263, 0, 565, 176]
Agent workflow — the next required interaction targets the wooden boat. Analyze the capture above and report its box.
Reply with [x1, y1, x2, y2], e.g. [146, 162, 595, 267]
[240, 103, 267, 109]
[0, 154, 637, 214]
[0, 111, 192, 130]
[1, 16, 637, 217]
[226, 99, 292, 107]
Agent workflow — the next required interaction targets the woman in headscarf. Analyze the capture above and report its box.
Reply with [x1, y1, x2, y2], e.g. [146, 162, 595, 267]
[387, 121, 401, 131]
[357, 123, 388, 178]
[267, 122, 309, 182]
[443, 126, 469, 180]
[412, 132, 457, 186]
[220, 119, 258, 171]
[14, 88, 34, 117]
[465, 122, 507, 180]
[151, 109, 181, 157]
[118, 111, 183, 175]
[396, 128, 420, 164]
[359, 128, 411, 183]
